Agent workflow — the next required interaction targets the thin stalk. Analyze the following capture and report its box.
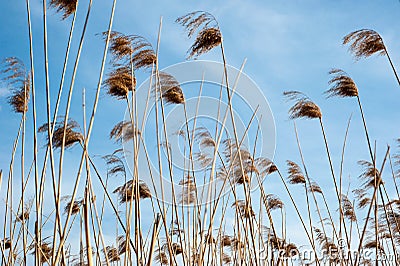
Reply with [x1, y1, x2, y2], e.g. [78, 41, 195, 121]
[54, 0, 118, 263]
[383, 46, 400, 87]
[354, 147, 390, 265]
[83, 186, 94, 266]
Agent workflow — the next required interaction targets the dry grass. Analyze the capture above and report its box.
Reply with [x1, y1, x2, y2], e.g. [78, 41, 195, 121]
[1, 5, 400, 266]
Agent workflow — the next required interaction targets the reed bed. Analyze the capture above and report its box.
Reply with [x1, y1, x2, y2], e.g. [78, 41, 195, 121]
[0, 2, 400, 265]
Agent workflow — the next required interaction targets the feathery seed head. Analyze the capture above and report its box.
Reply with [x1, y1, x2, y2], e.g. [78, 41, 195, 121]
[155, 72, 185, 104]
[49, 0, 78, 19]
[110, 121, 140, 143]
[104, 65, 136, 99]
[176, 11, 222, 58]
[326, 68, 358, 98]
[343, 29, 386, 60]
[1, 57, 31, 113]
[286, 160, 306, 184]
[113, 180, 151, 203]
[284, 91, 322, 119]
[38, 118, 83, 149]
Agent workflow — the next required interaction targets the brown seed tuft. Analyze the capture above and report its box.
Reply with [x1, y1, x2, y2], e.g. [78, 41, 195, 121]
[1, 57, 31, 113]
[341, 194, 357, 221]
[176, 11, 222, 58]
[155, 72, 185, 104]
[286, 160, 306, 184]
[39, 118, 83, 149]
[49, 0, 78, 19]
[358, 160, 382, 189]
[110, 121, 140, 143]
[104, 65, 136, 99]
[326, 68, 358, 98]
[64, 198, 83, 215]
[188, 27, 222, 58]
[220, 235, 232, 247]
[308, 181, 323, 194]
[284, 91, 322, 119]
[103, 246, 120, 262]
[179, 176, 197, 204]
[266, 194, 284, 210]
[105, 32, 156, 69]
[154, 249, 169, 264]
[232, 200, 255, 219]
[343, 29, 386, 60]
[113, 180, 151, 203]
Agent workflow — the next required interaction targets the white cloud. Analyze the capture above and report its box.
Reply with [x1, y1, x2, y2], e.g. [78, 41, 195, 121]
[0, 86, 10, 98]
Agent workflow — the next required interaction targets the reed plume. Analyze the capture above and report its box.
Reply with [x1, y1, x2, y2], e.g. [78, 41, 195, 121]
[358, 160, 382, 189]
[63, 197, 83, 215]
[103, 152, 126, 177]
[195, 127, 216, 148]
[155, 72, 185, 104]
[38, 118, 83, 149]
[343, 29, 386, 60]
[221, 253, 231, 264]
[113, 180, 151, 203]
[2, 238, 11, 250]
[232, 200, 255, 219]
[102, 246, 120, 262]
[154, 249, 169, 265]
[179, 176, 196, 204]
[343, 29, 400, 86]
[1, 57, 31, 113]
[116, 235, 127, 255]
[314, 227, 339, 263]
[220, 235, 232, 247]
[103, 65, 136, 99]
[49, 0, 78, 19]
[341, 194, 357, 222]
[353, 188, 371, 209]
[308, 182, 323, 194]
[283, 91, 322, 119]
[326, 68, 358, 98]
[265, 194, 284, 210]
[286, 160, 306, 184]
[170, 243, 183, 255]
[106, 31, 156, 68]
[110, 120, 140, 143]
[176, 11, 222, 58]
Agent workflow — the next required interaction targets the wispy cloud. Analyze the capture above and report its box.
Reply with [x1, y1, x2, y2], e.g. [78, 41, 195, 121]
[0, 86, 10, 98]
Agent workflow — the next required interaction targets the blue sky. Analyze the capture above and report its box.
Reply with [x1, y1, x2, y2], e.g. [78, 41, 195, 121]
[1, 0, 400, 257]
